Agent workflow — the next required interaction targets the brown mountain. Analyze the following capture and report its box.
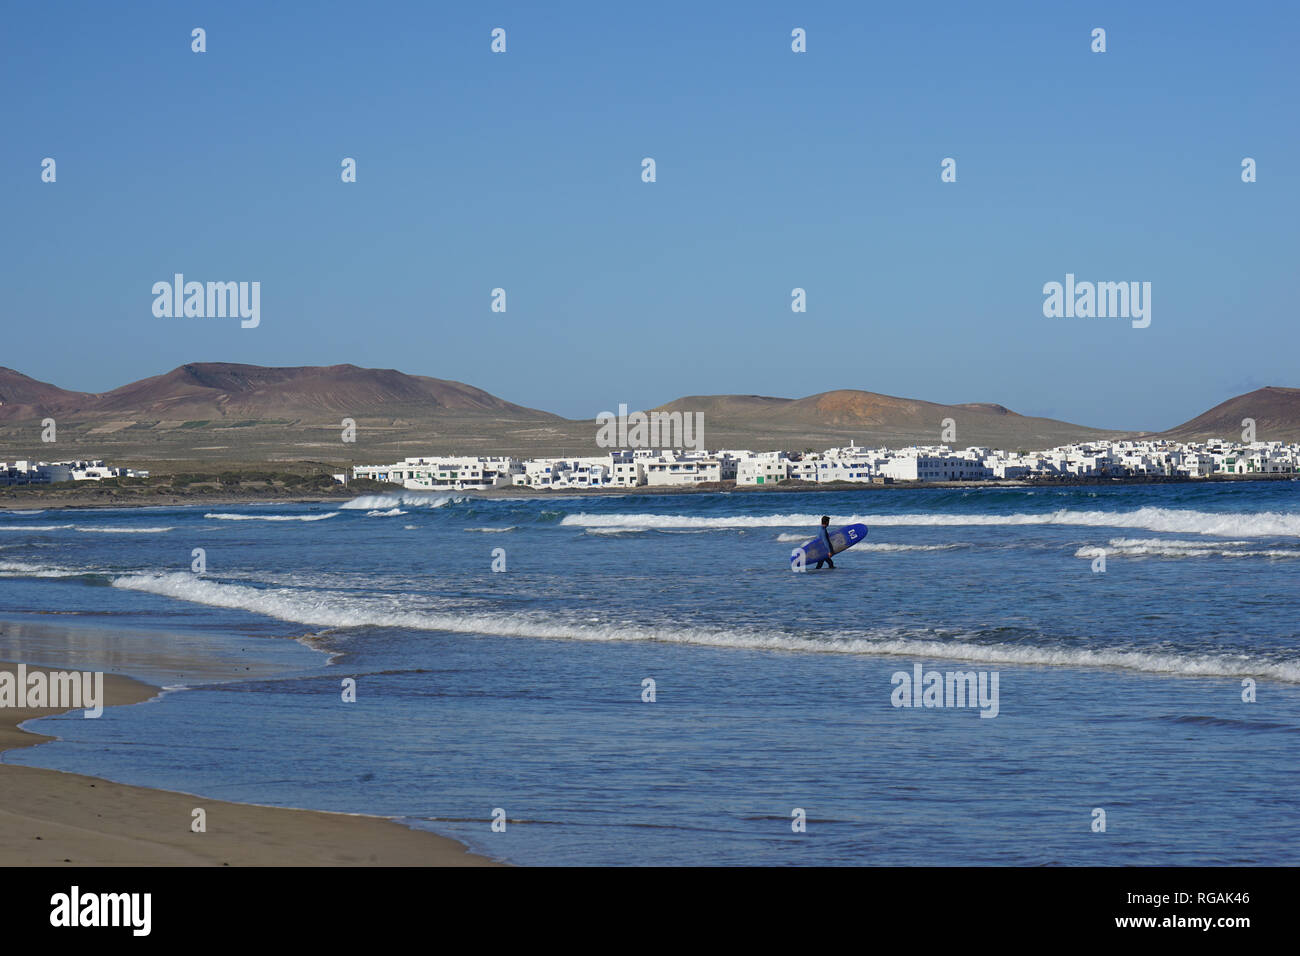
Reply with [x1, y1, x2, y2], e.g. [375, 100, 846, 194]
[1159, 386, 1300, 443]
[0, 367, 89, 417]
[652, 389, 1114, 449]
[0, 363, 559, 423]
[0, 363, 566, 465]
[85, 363, 556, 420]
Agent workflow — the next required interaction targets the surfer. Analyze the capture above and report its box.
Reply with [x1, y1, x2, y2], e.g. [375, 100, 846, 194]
[815, 515, 835, 569]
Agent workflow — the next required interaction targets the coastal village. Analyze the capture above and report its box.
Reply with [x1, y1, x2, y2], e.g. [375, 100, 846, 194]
[4, 439, 1296, 493]
[346, 438, 1300, 491]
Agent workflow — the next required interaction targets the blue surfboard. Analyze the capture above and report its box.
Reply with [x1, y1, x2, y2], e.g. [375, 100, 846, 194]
[790, 523, 868, 568]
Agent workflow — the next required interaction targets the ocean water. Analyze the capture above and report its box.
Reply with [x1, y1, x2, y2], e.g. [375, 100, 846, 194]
[1, 481, 1298, 865]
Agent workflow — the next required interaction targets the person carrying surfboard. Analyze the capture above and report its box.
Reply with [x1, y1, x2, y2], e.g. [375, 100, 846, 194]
[789, 518, 866, 571]
[815, 515, 835, 569]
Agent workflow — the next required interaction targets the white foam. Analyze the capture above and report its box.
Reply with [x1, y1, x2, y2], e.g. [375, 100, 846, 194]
[76, 526, 174, 534]
[464, 526, 516, 533]
[0, 560, 87, 578]
[561, 507, 1300, 537]
[341, 493, 463, 511]
[364, 508, 407, 517]
[858, 542, 965, 553]
[0, 523, 172, 533]
[204, 512, 338, 522]
[1076, 538, 1300, 560]
[108, 572, 1300, 683]
[774, 533, 958, 552]
[1108, 537, 1252, 549]
[1220, 550, 1300, 558]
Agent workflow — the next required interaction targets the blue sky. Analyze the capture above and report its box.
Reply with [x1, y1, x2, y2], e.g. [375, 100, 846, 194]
[3, 1, 1296, 428]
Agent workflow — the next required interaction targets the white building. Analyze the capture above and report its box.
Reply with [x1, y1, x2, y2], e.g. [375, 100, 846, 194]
[737, 455, 789, 485]
[607, 452, 645, 488]
[353, 456, 521, 490]
[644, 453, 735, 486]
[0, 459, 148, 485]
[879, 449, 993, 482]
[811, 459, 870, 483]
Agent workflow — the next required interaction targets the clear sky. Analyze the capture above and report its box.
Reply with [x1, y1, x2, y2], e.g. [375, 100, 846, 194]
[3, 1, 1296, 429]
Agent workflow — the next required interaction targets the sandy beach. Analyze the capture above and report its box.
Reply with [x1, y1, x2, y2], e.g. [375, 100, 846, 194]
[0, 661, 498, 866]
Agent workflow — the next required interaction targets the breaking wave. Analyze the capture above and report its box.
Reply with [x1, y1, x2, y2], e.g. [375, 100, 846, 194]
[341, 494, 463, 511]
[0, 559, 93, 578]
[562, 507, 1300, 537]
[1075, 537, 1300, 559]
[0, 523, 172, 533]
[106, 571, 1300, 683]
[858, 542, 966, 553]
[76, 526, 174, 534]
[204, 512, 339, 522]
[773, 533, 962, 552]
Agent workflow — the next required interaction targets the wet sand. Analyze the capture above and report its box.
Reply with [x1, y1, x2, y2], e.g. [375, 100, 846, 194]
[0, 661, 499, 866]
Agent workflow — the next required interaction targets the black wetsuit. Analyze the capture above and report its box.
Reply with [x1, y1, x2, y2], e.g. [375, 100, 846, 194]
[815, 526, 835, 569]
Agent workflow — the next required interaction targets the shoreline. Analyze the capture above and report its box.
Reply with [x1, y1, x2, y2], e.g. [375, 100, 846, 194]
[0, 661, 500, 866]
[0, 472, 1293, 511]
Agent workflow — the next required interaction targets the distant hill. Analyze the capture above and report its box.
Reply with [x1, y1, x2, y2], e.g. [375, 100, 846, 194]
[1, 364, 1295, 467]
[0, 363, 567, 464]
[82, 362, 555, 420]
[1159, 386, 1300, 443]
[0, 363, 557, 422]
[652, 389, 1114, 449]
[0, 367, 89, 417]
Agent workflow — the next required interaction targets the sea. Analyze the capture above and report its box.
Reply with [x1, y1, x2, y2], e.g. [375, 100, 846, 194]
[1, 481, 1298, 865]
